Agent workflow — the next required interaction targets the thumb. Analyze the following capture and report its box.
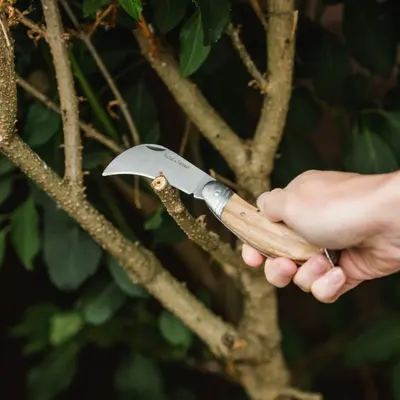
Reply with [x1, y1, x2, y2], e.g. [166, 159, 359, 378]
[257, 188, 289, 222]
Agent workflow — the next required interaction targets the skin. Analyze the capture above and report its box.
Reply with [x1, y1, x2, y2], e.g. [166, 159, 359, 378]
[242, 170, 400, 303]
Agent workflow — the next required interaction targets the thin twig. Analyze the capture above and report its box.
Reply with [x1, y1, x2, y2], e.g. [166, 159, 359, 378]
[151, 174, 245, 279]
[16, 76, 124, 153]
[133, 26, 248, 180]
[41, 0, 83, 188]
[209, 169, 241, 191]
[227, 23, 268, 93]
[15, 12, 46, 37]
[107, 171, 223, 299]
[60, 0, 141, 146]
[249, 0, 268, 31]
[179, 118, 191, 156]
[0, 15, 10, 47]
[251, 1, 297, 192]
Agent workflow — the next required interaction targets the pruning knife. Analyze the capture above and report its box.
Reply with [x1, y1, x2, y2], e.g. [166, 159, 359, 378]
[102, 144, 339, 267]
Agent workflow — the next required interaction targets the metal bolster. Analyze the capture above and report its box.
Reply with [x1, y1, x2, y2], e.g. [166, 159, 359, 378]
[201, 181, 234, 218]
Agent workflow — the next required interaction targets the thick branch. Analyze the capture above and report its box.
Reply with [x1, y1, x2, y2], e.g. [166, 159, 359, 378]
[0, 14, 16, 142]
[60, 0, 141, 145]
[251, 1, 297, 190]
[151, 175, 246, 279]
[133, 28, 248, 178]
[41, 0, 83, 187]
[227, 23, 268, 93]
[0, 11, 247, 361]
[16, 75, 124, 154]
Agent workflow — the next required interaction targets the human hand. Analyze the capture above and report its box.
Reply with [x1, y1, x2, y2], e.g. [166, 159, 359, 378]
[242, 170, 400, 303]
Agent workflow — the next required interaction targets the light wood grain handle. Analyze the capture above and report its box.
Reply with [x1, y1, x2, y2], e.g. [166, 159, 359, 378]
[202, 181, 324, 265]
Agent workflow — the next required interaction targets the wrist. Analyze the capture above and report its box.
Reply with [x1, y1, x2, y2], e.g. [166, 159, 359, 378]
[374, 170, 400, 232]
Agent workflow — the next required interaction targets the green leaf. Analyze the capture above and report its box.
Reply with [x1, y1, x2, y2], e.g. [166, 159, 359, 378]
[11, 198, 40, 270]
[43, 205, 102, 291]
[0, 175, 15, 206]
[83, 151, 108, 170]
[343, 0, 396, 79]
[117, 0, 143, 21]
[144, 208, 163, 230]
[153, 213, 185, 246]
[83, 0, 111, 16]
[344, 316, 400, 365]
[149, 0, 190, 34]
[123, 80, 160, 143]
[114, 353, 165, 398]
[179, 11, 211, 77]
[309, 29, 350, 104]
[107, 255, 149, 298]
[81, 280, 127, 325]
[28, 341, 79, 400]
[343, 121, 398, 174]
[0, 157, 15, 175]
[374, 110, 400, 162]
[194, 0, 230, 45]
[392, 361, 400, 400]
[10, 303, 60, 356]
[158, 310, 193, 348]
[50, 311, 84, 345]
[24, 101, 61, 147]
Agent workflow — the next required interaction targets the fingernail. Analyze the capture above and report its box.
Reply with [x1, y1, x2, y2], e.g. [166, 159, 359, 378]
[327, 268, 345, 286]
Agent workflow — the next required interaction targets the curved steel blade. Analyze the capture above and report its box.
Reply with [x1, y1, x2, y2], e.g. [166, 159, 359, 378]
[102, 144, 215, 199]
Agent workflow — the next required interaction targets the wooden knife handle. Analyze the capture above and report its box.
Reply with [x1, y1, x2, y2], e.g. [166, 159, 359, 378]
[202, 180, 324, 264]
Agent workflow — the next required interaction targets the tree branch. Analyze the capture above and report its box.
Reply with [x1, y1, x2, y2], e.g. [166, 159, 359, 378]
[151, 175, 245, 280]
[133, 27, 248, 178]
[0, 13, 16, 142]
[227, 23, 268, 93]
[40, 0, 83, 187]
[60, 0, 141, 146]
[251, 1, 297, 190]
[0, 13, 251, 360]
[249, 0, 268, 31]
[16, 75, 124, 154]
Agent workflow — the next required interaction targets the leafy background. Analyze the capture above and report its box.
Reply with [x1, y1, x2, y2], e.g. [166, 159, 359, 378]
[1, 0, 400, 399]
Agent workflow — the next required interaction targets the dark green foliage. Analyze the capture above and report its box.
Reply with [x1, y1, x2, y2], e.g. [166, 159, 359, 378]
[43, 203, 102, 290]
[3, 0, 400, 399]
[24, 102, 62, 147]
[158, 310, 193, 348]
[179, 11, 211, 77]
[343, 0, 397, 79]
[149, 0, 190, 34]
[344, 316, 400, 365]
[194, 0, 230, 45]
[122, 79, 160, 143]
[343, 116, 399, 174]
[117, 0, 143, 21]
[83, 0, 111, 17]
[11, 198, 40, 270]
[308, 28, 351, 104]
[114, 353, 165, 399]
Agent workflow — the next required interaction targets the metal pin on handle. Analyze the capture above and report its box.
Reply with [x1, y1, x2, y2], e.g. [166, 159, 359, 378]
[323, 248, 340, 267]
